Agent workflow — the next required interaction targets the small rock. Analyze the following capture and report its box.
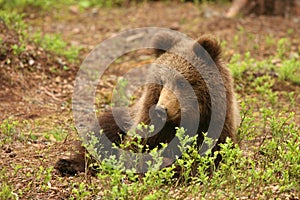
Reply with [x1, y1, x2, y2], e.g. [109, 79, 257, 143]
[271, 58, 281, 64]
[28, 59, 35, 66]
[90, 25, 96, 31]
[19, 61, 24, 68]
[56, 58, 65, 66]
[5, 58, 11, 64]
[55, 76, 62, 83]
[203, 8, 221, 18]
[72, 28, 81, 34]
[92, 8, 99, 15]
[29, 13, 35, 19]
[69, 5, 79, 14]
[170, 22, 180, 30]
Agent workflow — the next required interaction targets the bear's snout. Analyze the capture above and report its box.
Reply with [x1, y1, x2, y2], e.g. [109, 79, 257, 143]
[157, 87, 180, 120]
[155, 105, 167, 120]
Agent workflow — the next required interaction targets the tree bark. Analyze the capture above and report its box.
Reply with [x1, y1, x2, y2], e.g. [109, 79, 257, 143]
[226, 0, 300, 18]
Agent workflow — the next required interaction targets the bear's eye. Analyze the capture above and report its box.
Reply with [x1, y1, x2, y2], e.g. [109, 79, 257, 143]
[176, 79, 186, 89]
[158, 79, 164, 86]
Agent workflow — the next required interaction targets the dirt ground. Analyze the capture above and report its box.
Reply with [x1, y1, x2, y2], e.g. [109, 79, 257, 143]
[1, 1, 300, 199]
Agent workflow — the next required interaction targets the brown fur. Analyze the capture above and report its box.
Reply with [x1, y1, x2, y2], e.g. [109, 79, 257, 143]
[55, 34, 239, 176]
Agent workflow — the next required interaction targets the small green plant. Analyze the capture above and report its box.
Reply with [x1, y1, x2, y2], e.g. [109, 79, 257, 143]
[176, 127, 201, 183]
[0, 11, 26, 32]
[228, 52, 254, 79]
[233, 34, 239, 48]
[0, 0, 56, 11]
[0, 168, 18, 200]
[277, 58, 300, 84]
[77, 0, 130, 8]
[11, 43, 25, 55]
[0, 117, 19, 145]
[276, 38, 290, 59]
[32, 32, 80, 63]
[0, 10, 81, 63]
[29, 133, 38, 141]
[112, 77, 130, 107]
[251, 75, 278, 106]
[86, 109, 296, 198]
[236, 101, 256, 143]
[265, 35, 275, 47]
[70, 182, 91, 200]
[287, 28, 294, 35]
[0, 183, 16, 200]
[63, 65, 69, 71]
[45, 127, 68, 141]
[35, 166, 53, 191]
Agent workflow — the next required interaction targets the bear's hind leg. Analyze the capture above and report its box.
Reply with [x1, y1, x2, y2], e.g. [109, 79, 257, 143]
[55, 109, 128, 176]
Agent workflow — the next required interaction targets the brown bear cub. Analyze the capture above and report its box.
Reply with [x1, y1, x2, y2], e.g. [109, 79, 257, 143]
[55, 33, 240, 176]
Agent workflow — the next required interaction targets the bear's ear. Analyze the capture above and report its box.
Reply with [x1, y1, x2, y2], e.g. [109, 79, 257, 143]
[152, 32, 178, 57]
[193, 35, 222, 63]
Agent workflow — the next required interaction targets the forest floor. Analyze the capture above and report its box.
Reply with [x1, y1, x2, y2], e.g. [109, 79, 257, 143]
[1, 1, 300, 199]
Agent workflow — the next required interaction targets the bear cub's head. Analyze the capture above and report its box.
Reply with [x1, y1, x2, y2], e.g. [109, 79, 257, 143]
[149, 32, 223, 125]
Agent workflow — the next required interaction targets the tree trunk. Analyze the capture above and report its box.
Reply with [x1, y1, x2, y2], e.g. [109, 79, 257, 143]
[226, 0, 300, 18]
